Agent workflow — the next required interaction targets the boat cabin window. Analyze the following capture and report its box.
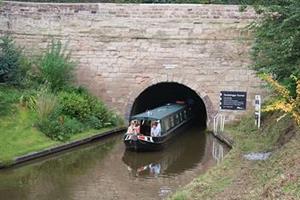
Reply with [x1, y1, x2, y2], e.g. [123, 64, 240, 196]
[179, 112, 183, 122]
[163, 119, 170, 132]
[175, 113, 180, 124]
[183, 110, 187, 120]
[170, 116, 174, 128]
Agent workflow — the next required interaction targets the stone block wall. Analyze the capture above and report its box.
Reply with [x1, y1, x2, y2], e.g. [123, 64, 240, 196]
[0, 1, 266, 127]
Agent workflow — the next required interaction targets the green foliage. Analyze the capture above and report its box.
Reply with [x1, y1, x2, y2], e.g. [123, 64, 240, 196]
[0, 86, 22, 116]
[171, 191, 189, 200]
[85, 116, 104, 129]
[37, 113, 85, 141]
[18, 56, 39, 89]
[107, 111, 125, 127]
[19, 90, 37, 109]
[58, 88, 111, 128]
[31, 86, 86, 141]
[0, 37, 122, 142]
[0, 36, 23, 85]
[38, 40, 75, 92]
[58, 89, 95, 121]
[33, 87, 58, 121]
[251, 0, 300, 96]
[0, 103, 115, 163]
[226, 112, 295, 152]
[35, 86, 122, 141]
[0, 35, 38, 88]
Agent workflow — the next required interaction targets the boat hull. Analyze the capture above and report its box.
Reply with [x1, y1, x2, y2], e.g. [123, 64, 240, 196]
[123, 120, 192, 151]
[124, 138, 164, 151]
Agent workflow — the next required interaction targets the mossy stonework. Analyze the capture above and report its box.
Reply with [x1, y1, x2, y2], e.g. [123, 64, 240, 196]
[0, 2, 266, 128]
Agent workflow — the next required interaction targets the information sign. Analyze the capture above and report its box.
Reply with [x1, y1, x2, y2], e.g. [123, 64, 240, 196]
[220, 91, 247, 110]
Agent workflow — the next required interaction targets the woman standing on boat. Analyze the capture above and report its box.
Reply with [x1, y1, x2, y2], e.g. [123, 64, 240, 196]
[127, 120, 141, 135]
[134, 121, 140, 134]
[126, 120, 135, 134]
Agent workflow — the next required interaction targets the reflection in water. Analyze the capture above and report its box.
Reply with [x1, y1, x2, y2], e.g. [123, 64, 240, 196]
[212, 139, 225, 164]
[122, 128, 207, 177]
[0, 127, 229, 200]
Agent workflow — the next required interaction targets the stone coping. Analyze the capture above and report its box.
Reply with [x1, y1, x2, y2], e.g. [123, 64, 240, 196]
[4, 1, 249, 6]
[0, 127, 126, 169]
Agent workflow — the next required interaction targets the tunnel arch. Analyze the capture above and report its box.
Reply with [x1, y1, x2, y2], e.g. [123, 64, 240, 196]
[126, 81, 215, 128]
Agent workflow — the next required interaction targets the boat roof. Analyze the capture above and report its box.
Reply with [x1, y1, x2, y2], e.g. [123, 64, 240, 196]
[131, 103, 186, 121]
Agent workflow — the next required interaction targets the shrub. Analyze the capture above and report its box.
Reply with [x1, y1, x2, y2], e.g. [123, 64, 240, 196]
[18, 56, 39, 89]
[58, 89, 109, 124]
[33, 86, 122, 141]
[19, 90, 37, 109]
[58, 89, 93, 121]
[38, 40, 75, 92]
[0, 36, 37, 88]
[0, 36, 23, 85]
[37, 117, 67, 141]
[31, 86, 58, 121]
[85, 116, 103, 129]
[57, 88, 123, 129]
[37, 109, 85, 141]
[63, 116, 85, 134]
[106, 111, 125, 127]
[30, 86, 84, 141]
[88, 95, 110, 124]
[250, 0, 300, 96]
[261, 75, 300, 126]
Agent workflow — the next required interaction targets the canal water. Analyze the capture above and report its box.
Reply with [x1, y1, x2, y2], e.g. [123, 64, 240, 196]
[0, 127, 229, 200]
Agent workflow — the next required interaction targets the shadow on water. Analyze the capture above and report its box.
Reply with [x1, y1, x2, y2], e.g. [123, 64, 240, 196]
[0, 125, 229, 200]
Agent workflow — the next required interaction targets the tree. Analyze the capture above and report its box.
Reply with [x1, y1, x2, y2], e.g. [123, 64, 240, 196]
[0, 36, 22, 84]
[251, 0, 300, 96]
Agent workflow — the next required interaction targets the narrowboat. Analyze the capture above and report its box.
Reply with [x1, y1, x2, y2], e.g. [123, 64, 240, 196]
[123, 103, 193, 151]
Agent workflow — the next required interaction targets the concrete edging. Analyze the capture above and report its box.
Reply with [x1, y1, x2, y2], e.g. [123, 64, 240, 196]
[0, 127, 126, 169]
[212, 132, 234, 148]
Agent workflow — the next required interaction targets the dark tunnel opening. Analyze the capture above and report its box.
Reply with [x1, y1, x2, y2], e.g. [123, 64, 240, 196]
[130, 82, 207, 128]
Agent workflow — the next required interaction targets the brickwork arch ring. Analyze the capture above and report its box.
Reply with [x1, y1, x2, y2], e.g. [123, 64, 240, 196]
[124, 77, 216, 127]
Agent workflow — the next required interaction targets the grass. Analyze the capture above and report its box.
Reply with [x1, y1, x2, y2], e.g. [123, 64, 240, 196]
[0, 85, 23, 117]
[0, 106, 120, 165]
[226, 112, 293, 152]
[169, 112, 300, 200]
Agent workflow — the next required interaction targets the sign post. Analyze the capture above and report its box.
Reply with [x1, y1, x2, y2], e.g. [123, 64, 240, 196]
[254, 95, 261, 128]
[220, 91, 247, 110]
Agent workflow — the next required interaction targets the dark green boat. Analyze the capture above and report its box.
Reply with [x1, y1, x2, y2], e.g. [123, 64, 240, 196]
[123, 103, 193, 151]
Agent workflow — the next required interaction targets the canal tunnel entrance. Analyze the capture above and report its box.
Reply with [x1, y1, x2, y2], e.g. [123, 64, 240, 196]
[130, 82, 207, 128]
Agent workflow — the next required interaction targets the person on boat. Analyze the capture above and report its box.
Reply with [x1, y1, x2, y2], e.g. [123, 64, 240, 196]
[133, 121, 140, 134]
[151, 121, 161, 137]
[156, 120, 161, 135]
[126, 120, 135, 134]
[150, 121, 156, 136]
